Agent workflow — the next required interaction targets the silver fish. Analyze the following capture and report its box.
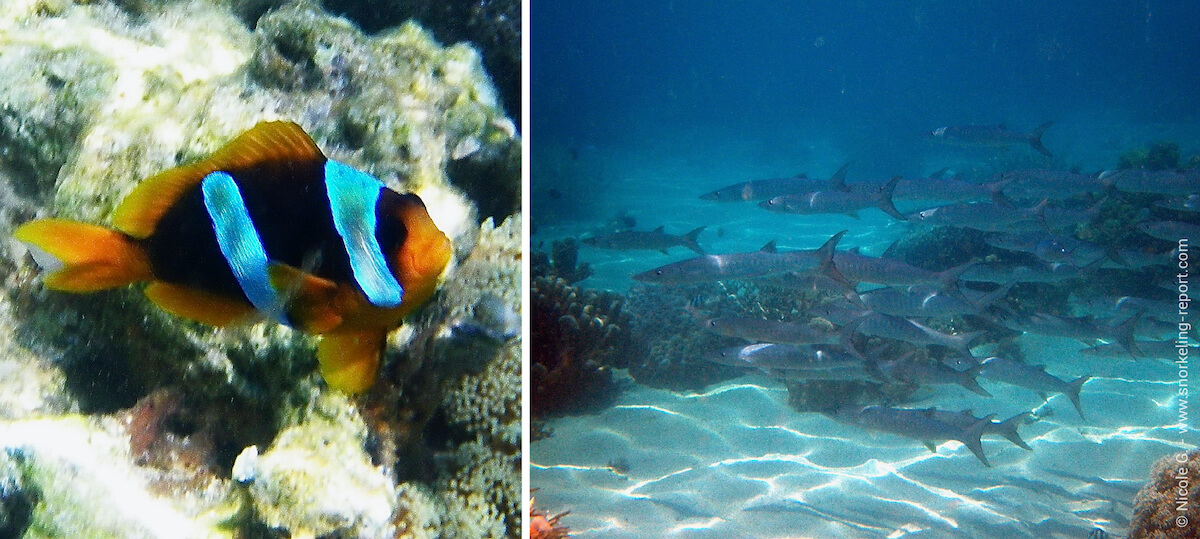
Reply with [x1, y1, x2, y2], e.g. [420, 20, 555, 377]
[694, 314, 840, 345]
[833, 249, 972, 288]
[977, 356, 1090, 419]
[632, 230, 847, 285]
[699, 163, 850, 202]
[706, 343, 863, 371]
[1156, 194, 1200, 212]
[582, 225, 706, 255]
[877, 358, 992, 397]
[1080, 340, 1198, 361]
[926, 410, 1033, 451]
[985, 231, 1108, 266]
[1100, 169, 1200, 195]
[838, 405, 994, 466]
[1139, 220, 1200, 242]
[858, 283, 1011, 317]
[759, 176, 906, 220]
[928, 122, 1053, 157]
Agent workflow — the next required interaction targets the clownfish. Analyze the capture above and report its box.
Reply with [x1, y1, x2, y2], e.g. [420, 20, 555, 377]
[14, 121, 453, 394]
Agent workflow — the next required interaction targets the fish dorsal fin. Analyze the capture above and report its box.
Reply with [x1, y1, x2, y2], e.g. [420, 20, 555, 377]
[931, 167, 950, 179]
[848, 246, 862, 255]
[793, 173, 807, 179]
[113, 121, 324, 238]
[830, 162, 850, 185]
[829, 172, 847, 191]
[653, 225, 665, 233]
[760, 241, 777, 253]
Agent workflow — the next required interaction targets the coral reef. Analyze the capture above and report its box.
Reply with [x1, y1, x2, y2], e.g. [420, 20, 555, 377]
[1118, 141, 1181, 171]
[1128, 450, 1200, 539]
[241, 390, 396, 538]
[624, 281, 798, 391]
[529, 496, 571, 539]
[0, 0, 521, 536]
[0, 414, 243, 539]
[532, 238, 593, 284]
[531, 275, 634, 418]
[312, 0, 522, 123]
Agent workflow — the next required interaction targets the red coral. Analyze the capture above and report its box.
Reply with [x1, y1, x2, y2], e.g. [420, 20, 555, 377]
[530, 497, 570, 539]
[531, 276, 634, 418]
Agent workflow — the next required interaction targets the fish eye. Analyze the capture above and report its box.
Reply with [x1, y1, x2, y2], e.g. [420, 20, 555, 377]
[656, 270, 663, 275]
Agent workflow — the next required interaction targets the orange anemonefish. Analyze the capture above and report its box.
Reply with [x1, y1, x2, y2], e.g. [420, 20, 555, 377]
[14, 121, 453, 394]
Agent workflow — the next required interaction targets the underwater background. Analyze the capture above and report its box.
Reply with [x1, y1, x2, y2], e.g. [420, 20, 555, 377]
[0, 0, 521, 538]
[531, 1, 1200, 538]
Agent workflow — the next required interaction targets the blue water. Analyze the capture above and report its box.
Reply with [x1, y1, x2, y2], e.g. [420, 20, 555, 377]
[533, 1, 1200, 291]
[531, 2, 1200, 537]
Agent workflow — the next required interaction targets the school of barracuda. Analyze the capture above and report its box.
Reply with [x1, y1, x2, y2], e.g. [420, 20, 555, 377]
[584, 131, 1200, 466]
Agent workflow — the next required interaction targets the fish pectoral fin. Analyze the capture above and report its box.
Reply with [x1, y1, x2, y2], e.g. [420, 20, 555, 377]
[144, 282, 258, 327]
[267, 263, 343, 333]
[922, 440, 939, 453]
[316, 330, 386, 394]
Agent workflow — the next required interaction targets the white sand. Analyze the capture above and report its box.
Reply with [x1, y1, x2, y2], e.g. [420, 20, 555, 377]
[531, 334, 1191, 538]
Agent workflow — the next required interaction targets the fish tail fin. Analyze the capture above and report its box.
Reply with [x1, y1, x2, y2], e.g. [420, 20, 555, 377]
[815, 230, 852, 290]
[935, 261, 976, 293]
[997, 412, 1034, 451]
[876, 176, 907, 220]
[972, 281, 1015, 312]
[682, 226, 706, 255]
[960, 364, 993, 398]
[14, 218, 153, 292]
[1113, 310, 1144, 358]
[839, 317, 866, 361]
[1029, 121, 1054, 157]
[959, 414, 994, 467]
[953, 330, 985, 357]
[1066, 376, 1091, 420]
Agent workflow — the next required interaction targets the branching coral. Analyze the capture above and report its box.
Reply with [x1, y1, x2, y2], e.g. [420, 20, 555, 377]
[531, 275, 633, 418]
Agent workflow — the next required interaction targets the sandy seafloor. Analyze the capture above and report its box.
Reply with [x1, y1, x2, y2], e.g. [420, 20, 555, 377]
[531, 333, 1183, 538]
[529, 120, 1200, 538]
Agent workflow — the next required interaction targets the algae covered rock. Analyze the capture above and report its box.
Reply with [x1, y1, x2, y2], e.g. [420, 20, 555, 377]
[241, 391, 395, 538]
[0, 415, 243, 539]
[0, 0, 521, 536]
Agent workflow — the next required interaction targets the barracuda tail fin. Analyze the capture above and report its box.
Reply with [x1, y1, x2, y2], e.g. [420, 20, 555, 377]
[1112, 311, 1144, 358]
[14, 218, 153, 292]
[958, 414, 994, 467]
[815, 230, 852, 290]
[1066, 376, 1091, 420]
[876, 176, 907, 221]
[959, 364, 993, 398]
[996, 412, 1034, 451]
[1028, 121, 1054, 158]
[682, 226, 707, 255]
